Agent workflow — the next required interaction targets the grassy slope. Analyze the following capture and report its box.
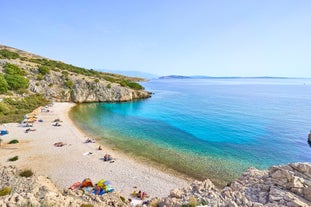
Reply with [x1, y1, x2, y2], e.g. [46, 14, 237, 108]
[0, 45, 146, 123]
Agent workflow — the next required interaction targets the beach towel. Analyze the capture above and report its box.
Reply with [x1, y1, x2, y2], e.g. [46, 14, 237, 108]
[69, 182, 81, 190]
[93, 188, 105, 195]
[96, 179, 114, 193]
[81, 178, 93, 187]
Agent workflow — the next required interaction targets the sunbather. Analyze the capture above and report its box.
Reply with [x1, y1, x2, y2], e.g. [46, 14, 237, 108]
[104, 153, 112, 161]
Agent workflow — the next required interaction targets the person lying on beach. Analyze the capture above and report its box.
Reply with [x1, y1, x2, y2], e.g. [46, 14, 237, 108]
[104, 153, 112, 161]
[54, 142, 66, 147]
[25, 128, 36, 133]
[52, 122, 61, 127]
[85, 138, 95, 143]
[137, 190, 148, 200]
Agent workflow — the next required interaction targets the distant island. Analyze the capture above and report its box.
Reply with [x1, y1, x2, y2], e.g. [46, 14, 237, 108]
[159, 75, 292, 79]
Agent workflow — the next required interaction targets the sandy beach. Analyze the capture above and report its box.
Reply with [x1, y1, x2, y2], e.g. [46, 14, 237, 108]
[0, 102, 190, 198]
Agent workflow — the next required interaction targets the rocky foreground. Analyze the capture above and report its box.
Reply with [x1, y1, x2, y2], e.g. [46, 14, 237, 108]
[1, 163, 311, 206]
[156, 162, 311, 207]
[0, 165, 128, 207]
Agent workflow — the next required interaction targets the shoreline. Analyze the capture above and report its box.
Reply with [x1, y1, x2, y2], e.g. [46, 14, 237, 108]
[0, 102, 190, 198]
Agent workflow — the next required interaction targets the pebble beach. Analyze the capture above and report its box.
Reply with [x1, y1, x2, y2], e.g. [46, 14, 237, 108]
[0, 102, 190, 198]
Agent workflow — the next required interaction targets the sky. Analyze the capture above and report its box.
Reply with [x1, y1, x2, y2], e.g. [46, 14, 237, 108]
[1, 0, 311, 77]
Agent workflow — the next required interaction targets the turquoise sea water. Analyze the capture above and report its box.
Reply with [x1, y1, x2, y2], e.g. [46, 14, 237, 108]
[70, 78, 311, 185]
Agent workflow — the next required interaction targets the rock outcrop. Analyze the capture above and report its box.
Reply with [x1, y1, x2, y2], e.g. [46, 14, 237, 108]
[28, 70, 151, 103]
[2, 162, 311, 206]
[0, 165, 128, 207]
[157, 162, 311, 207]
[0, 44, 151, 103]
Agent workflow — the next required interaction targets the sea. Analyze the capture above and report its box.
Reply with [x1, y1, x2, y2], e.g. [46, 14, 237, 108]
[70, 78, 311, 186]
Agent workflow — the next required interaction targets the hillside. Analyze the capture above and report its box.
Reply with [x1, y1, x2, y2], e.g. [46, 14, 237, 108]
[0, 44, 151, 101]
[0, 44, 151, 123]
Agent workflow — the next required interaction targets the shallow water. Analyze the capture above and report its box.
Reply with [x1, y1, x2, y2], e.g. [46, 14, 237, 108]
[70, 78, 311, 185]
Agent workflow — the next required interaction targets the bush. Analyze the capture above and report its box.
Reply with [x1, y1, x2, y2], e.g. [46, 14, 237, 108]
[19, 169, 33, 177]
[38, 65, 50, 75]
[80, 204, 93, 207]
[8, 139, 19, 144]
[4, 63, 25, 75]
[37, 74, 43, 80]
[0, 186, 12, 197]
[8, 156, 18, 162]
[0, 94, 49, 123]
[0, 102, 11, 115]
[4, 74, 29, 90]
[120, 196, 125, 202]
[0, 74, 9, 94]
[0, 49, 19, 59]
[64, 80, 74, 89]
[48, 83, 53, 87]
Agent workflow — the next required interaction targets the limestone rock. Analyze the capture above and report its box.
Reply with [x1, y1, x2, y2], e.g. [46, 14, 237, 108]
[158, 163, 311, 207]
[0, 165, 128, 207]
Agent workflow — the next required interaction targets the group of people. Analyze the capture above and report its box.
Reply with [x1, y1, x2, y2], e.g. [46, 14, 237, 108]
[132, 190, 148, 200]
[85, 138, 96, 143]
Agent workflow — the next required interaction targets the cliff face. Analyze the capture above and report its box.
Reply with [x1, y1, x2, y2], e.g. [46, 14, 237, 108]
[158, 162, 311, 207]
[28, 70, 151, 103]
[0, 45, 151, 103]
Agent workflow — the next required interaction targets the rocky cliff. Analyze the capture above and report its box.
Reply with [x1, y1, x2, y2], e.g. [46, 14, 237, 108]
[2, 163, 311, 207]
[157, 162, 311, 207]
[0, 44, 151, 103]
[0, 165, 128, 207]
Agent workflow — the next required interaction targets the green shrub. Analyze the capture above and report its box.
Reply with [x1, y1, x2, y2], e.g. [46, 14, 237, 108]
[35, 82, 40, 86]
[0, 74, 9, 94]
[38, 65, 50, 75]
[0, 102, 11, 115]
[64, 80, 74, 89]
[8, 156, 18, 162]
[120, 196, 125, 202]
[4, 63, 25, 75]
[0, 94, 49, 123]
[0, 49, 19, 59]
[19, 169, 33, 177]
[94, 79, 99, 83]
[80, 204, 93, 207]
[48, 83, 53, 87]
[4, 74, 29, 90]
[0, 186, 12, 196]
[107, 83, 111, 89]
[37, 74, 43, 80]
[8, 139, 19, 144]
[17, 88, 28, 95]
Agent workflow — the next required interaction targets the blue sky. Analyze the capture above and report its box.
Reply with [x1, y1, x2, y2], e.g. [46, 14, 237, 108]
[1, 0, 310, 77]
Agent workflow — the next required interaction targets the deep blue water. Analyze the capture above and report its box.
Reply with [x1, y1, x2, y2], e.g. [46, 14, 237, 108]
[70, 78, 311, 185]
